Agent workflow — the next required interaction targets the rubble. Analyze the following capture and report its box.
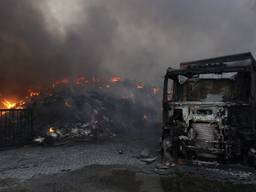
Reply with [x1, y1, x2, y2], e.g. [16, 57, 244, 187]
[140, 156, 158, 164]
[205, 167, 254, 181]
[28, 83, 160, 145]
[193, 160, 219, 167]
[33, 137, 45, 143]
[140, 149, 151, 158]
[139, 148, 160, 165]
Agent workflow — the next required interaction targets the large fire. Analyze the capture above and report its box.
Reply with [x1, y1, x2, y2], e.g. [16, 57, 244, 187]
[0, 75, 160, 110]
[1, 99, 17, 109]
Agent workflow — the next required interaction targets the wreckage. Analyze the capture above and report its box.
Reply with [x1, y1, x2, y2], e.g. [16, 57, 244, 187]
[162, 52, 256, 165]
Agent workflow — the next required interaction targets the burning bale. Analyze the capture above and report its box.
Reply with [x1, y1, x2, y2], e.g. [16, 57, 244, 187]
[0, 75, 161, 146]
[14, 77, 161, 144]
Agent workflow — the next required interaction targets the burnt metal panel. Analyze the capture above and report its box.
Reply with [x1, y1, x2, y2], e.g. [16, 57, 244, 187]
[166, 52, 256, 78]
[180, 52, 255, 69]
[0, 109, 33, 148]
[167, 65, 251, 78]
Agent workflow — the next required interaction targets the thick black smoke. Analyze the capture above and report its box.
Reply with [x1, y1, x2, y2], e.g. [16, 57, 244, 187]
[0, 0, 256, 96]
[0, 0, 55, 96]
[0, 0, 118, 96]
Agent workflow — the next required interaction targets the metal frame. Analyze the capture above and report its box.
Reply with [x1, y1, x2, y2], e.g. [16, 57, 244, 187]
[0, 109, 33, 148]
[162, 52, 256, 162]
[166, 52, 256, 78]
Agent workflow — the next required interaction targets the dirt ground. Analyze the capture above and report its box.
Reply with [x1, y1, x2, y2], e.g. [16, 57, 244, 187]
[1, 135, 256, 192]
[1, 164, 256, 192]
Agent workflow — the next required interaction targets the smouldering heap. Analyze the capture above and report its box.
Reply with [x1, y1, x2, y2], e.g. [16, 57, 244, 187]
[0, 75, 161, 110]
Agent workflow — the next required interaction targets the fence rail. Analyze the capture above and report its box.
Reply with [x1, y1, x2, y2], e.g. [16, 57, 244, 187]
[0, 109, 33, 148]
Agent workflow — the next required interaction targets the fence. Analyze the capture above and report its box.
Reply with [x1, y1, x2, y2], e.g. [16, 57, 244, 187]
[0, 109, 33, 148]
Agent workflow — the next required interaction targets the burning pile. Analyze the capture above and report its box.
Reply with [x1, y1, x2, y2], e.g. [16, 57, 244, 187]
[1, 98, 25, 109]
[0, 76, 161, 144]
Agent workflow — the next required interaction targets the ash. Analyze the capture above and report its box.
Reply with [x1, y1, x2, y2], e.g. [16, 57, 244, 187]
[27, 81, 160, 143]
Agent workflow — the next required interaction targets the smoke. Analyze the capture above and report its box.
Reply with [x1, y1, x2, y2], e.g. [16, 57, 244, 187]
[0, 0, 256, 96]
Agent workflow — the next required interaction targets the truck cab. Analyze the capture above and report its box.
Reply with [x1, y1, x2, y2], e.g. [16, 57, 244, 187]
[162, 53, 256, 163]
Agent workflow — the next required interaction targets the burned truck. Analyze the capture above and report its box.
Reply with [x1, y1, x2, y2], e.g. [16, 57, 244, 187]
[162, 53, 256, 164]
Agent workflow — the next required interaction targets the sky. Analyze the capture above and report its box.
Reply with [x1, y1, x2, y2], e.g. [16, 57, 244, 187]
[0, 0, 256, 95]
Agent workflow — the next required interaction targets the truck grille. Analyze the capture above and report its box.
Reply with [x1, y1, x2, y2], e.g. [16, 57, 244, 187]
[192, 123, 214, 141]
[192, 123, 215, 148]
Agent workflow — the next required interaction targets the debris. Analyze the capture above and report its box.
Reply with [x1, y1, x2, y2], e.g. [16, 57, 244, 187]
[140, 149, 151, 158]
[140, 156, 158, 164]
[34, 137, 45, 143]
[156, 162, 176, 170]
[193, 160, 219, 167]
[47, 131, 58, 139]
[27, 86, 160, 145]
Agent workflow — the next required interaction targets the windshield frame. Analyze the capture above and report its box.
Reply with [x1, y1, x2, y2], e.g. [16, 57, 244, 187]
[164, 71, 251, 103]
[177, 77, 236, 102]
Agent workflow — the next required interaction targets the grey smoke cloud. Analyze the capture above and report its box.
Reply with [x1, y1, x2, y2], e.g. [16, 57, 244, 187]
[0, 0, 256, 96]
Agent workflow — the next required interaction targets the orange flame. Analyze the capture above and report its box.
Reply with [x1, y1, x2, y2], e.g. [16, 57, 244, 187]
[111, 76, 122, 83]
[1, 99, 17, 109]
[52, 78, 69, 88]
[48, 127, 55, 133]
[30, 91, 40, 97]
[75, 76, 87, 85]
